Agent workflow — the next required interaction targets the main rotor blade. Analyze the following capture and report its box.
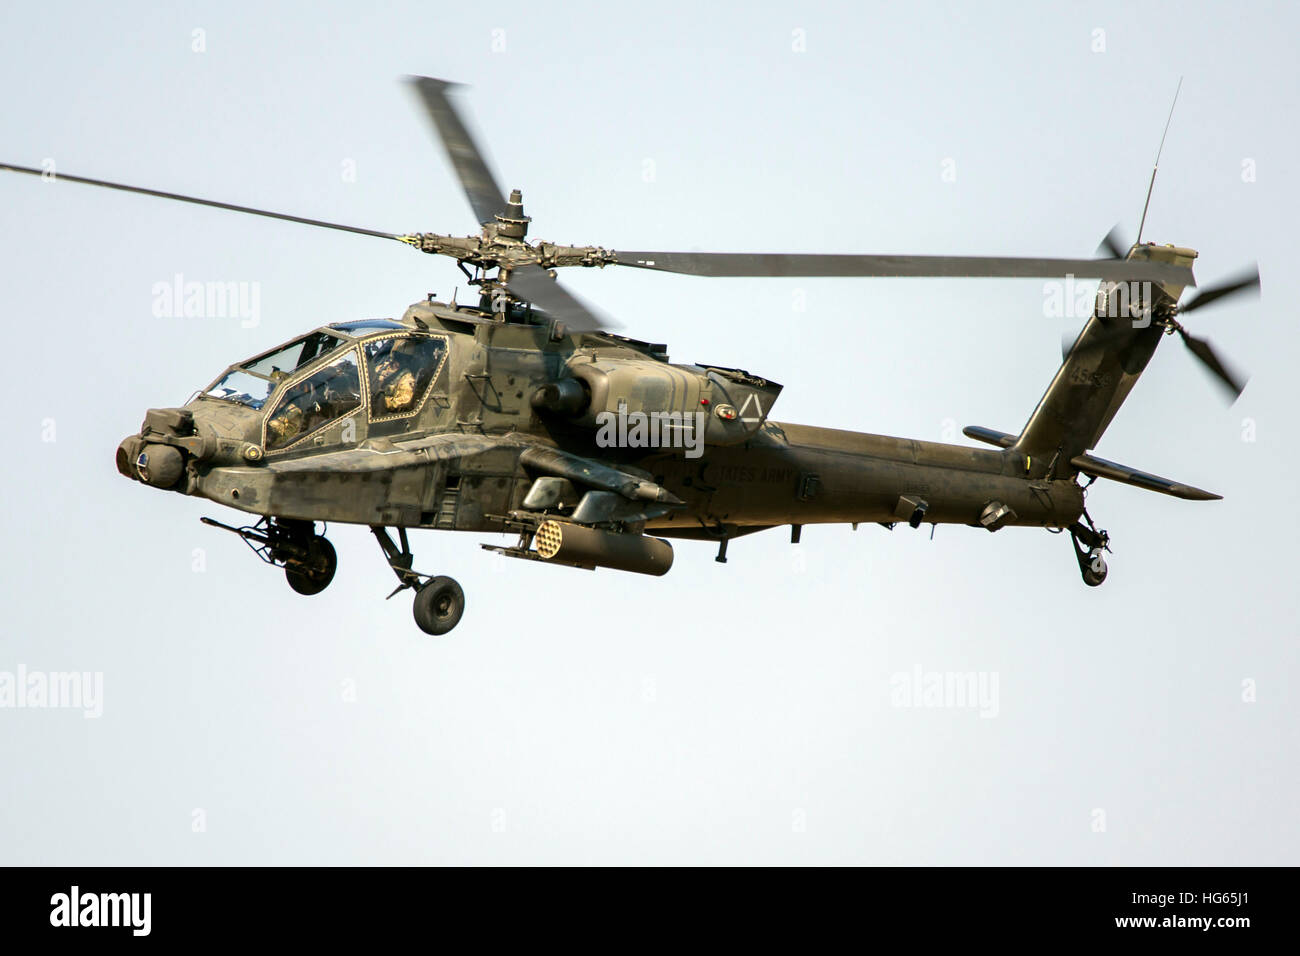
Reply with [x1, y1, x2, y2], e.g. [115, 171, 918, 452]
[1178, 266, 1260, 314]
[407, 76, 508, 227]
[505, 263, 610, 332]
[0, 162, 400, 240]
[1176, 327, 1247, 400]
[612, 251, 1195, 285]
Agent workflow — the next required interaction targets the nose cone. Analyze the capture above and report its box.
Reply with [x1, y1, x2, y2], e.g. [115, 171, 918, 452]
[118, 402, 268, 490]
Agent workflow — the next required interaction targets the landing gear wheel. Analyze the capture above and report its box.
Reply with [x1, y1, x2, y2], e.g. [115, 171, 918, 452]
[1068, 518, 1110, 588]
[1082, 549, 1108, 587]
[413, 576, 465, 635]
[286, 535, 337, 596]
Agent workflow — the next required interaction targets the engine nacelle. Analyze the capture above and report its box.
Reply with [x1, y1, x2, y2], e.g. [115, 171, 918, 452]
[545, 355, 781, 447]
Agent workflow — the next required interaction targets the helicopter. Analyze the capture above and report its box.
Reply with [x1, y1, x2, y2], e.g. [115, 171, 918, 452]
[1, 76, 1259, 636]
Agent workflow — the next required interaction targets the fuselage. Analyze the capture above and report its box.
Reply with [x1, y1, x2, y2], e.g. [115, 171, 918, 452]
[117, 298, 1083, 542]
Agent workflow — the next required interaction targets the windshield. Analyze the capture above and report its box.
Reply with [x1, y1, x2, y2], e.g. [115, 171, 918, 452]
[204, 331, 347, 409]
[205, 370, 277, 409]
[243, 331, 344, 378]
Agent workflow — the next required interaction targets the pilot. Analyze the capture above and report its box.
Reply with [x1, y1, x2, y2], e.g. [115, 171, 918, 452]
[266, 398, 304, 445]
[374, 342, 419, 412]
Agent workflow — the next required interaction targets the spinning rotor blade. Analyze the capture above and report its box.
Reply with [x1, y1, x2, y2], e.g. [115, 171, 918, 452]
[1095, 225, 1130, 260]
[1176, 327, 1247, 399]
[1062, 316, 1249, 403]
[1178, 266, 1260, 314]
[407, 76, 509, 227]
[505, 264, 610, 332]
[0, 163, 401, 240]
[612, 251, 1194, 285]
[1061, 318, 1147, 362]
[1061, 327, 1090, 362]
[1063, 317, 1145, 361]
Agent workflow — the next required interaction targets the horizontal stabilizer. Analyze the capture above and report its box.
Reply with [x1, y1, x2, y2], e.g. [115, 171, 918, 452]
[963, 425, 1016, 448]
[1070, 453, 1221, 501]
[964, 426, 1221, 500]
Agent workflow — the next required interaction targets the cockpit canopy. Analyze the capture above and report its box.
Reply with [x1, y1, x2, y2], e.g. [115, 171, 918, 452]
[201, 322, 450, 452]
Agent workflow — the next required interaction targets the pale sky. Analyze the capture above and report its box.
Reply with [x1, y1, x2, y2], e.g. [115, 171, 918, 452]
[0, 0, 1295, 864]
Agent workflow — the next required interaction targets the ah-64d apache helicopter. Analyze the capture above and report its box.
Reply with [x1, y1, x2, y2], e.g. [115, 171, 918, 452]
[2, 77, 1258, 635]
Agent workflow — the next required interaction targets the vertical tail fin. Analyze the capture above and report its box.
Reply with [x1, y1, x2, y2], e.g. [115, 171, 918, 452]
[1011, 243, 1198, 475]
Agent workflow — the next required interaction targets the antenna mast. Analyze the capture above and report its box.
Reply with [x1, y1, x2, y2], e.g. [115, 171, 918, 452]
[1136, 77, 1183, 245]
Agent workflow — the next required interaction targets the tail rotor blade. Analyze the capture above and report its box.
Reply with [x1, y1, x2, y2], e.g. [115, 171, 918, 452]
[1061, 324, 1098, 361]
[1061, 331, 1075, 362]
[1176, 328, 1248, 400]
[1095, 225, 1129, 260]
[1063, 321, 1141, 361]
[1178, 266, 1260, 315]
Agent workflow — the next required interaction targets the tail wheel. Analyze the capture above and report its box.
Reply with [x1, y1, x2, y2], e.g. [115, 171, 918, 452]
[413, 576, 465, 635]
[286, 536, 337, 596]
[1068, 519, 1110, 588]
[1082, 549, 1108, 587]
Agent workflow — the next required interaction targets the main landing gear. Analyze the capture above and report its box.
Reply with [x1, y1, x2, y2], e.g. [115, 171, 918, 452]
[201, 516, 465, 635]
[201, 516, 337, 595]
[1067, 509, 1110, 587]
[371, 526, 465, 636]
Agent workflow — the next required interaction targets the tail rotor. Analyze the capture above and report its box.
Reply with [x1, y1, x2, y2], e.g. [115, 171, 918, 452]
[1062, 228, 1258, 402]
